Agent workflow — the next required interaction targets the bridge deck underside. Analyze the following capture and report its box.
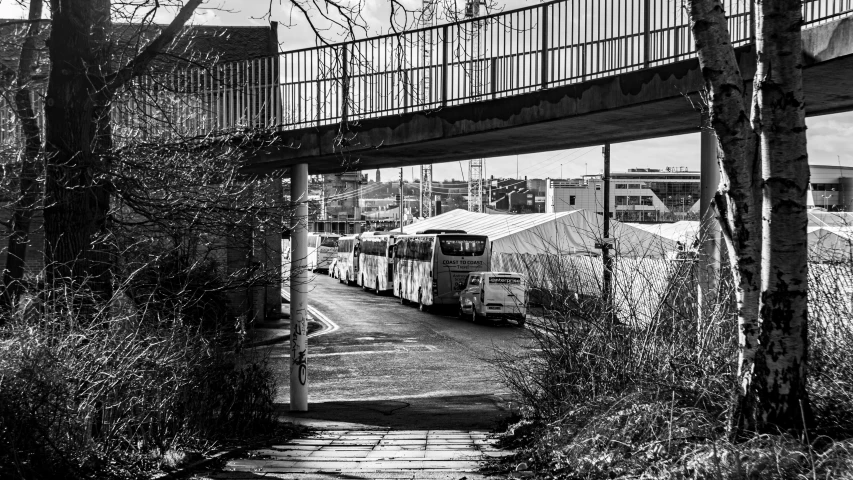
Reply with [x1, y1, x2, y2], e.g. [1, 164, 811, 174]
[242, 17, 853, 176]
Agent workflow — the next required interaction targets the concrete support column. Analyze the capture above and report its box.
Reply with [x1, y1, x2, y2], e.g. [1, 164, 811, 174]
[290, 163, 309, 411]
[698, 116, 722, 320]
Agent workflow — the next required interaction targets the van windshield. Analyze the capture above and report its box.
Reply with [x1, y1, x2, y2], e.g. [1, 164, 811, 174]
[439, 236, 487, 256]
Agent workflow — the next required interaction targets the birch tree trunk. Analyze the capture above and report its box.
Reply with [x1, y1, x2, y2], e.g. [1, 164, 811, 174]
[688, 0, 811, 435]
[753, 0, 811, 433]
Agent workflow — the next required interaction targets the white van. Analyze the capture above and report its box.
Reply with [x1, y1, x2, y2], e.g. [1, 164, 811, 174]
[458, 272, 527, 326]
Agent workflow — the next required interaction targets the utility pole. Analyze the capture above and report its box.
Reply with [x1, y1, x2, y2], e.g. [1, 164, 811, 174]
[602, 143, 613, 318]
[399, 168, 404, 232]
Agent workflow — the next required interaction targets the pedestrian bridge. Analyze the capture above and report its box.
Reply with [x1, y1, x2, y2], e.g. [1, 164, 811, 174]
[4, 0, 850, 174]
[238, 0, 853, 174]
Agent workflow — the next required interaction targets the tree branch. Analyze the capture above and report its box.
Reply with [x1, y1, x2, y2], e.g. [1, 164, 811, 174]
[106, 0, 204, 93]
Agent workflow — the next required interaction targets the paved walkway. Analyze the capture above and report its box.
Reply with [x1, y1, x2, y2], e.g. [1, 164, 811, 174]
[195, 429, 511, 479]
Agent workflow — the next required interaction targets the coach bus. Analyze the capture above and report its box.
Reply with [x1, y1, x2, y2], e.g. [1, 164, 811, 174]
[307, 232, 340, 272]
[335, 235, 360, 285]
[393, 231, 490, 310]
[357, 232, 405, 294]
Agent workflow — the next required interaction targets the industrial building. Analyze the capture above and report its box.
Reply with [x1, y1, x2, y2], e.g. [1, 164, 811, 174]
[546, 165, 853, 222]
[546, 167, 700, 222]
[807, 165, 853, 211]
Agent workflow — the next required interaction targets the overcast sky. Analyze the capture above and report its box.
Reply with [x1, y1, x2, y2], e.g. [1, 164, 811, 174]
[2, 0, 851, 182]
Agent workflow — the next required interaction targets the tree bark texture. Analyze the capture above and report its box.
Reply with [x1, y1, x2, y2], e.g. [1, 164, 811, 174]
[43, 0, 113, 293]
[754, 0, 811, 433]
[688, 0, 763, 435]
[3, 0, 44, 306]
[43, 0, 201, 293]
[689, 0, 811, 435]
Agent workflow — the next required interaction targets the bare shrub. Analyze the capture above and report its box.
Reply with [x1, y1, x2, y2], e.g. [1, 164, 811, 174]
[491, 221, 853, 477]
[0, 285, 277, 480]
[493, 221, 737, 422]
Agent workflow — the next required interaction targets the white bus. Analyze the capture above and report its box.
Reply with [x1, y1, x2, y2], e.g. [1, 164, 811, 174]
[335, 235, 360, 285]
[357, 233, 405, 294]
[393, 231, 490, 310]
[307, 232, 340, 272]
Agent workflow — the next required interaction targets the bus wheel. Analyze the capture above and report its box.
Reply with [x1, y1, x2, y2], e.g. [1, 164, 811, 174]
[399, 285, 407, 304]
[517, 317, 526, 327]
[472, 309, 481, 323]
[417, 290, 427, 312]
[375, 278, 381, 295]
[361, 276, 367, 291]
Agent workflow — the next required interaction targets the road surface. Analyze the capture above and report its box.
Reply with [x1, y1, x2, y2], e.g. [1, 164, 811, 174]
[263, 273, 532, 431]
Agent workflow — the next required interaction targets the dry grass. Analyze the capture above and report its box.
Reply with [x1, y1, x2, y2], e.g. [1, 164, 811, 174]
[0, 286, 281, 480]
[491, 229, 853, 479]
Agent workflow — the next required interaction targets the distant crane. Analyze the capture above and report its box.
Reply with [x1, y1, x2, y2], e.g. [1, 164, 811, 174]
[419, 0, 437, 218]
[466, 0, 487, 213]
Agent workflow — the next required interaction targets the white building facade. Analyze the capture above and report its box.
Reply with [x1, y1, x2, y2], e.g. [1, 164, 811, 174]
[546, 168, 700, 222]
[546, 165, 853, 221]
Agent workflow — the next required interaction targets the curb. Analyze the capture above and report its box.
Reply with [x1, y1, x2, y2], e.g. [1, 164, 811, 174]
[153, 441, 263, 480]
[154, 426, 312, 479]
[242, 321, 323, 349]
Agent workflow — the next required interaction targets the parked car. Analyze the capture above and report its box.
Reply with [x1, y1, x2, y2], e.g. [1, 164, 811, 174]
[458, 271, 527, 326]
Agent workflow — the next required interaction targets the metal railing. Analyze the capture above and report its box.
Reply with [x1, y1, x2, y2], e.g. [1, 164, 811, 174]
[1, 0, 851, 149]
[273, 0, 853, 131]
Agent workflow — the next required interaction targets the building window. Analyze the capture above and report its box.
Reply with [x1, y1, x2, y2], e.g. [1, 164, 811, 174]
[628, 196, 640, 205]
[616, 196, 627, 206]
[569, 195, 576, 205]
[641, 196, 653, 206]
[615, 183, 628, 189]
[628, 183, 642, 189]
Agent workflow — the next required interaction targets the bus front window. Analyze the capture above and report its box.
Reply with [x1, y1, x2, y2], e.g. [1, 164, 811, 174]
[321, 237, 339, 248]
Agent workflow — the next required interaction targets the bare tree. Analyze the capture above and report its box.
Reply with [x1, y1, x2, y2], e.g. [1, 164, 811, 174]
[688, 0, 811, 435]
[1, 0, 45, 307]
[42, 0, 202, 297]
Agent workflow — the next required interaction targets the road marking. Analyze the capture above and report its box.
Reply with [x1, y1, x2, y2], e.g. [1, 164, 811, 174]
[269, 345, 438, 359]
[307, 303, 339, 338]
[281, 290, 340, 339]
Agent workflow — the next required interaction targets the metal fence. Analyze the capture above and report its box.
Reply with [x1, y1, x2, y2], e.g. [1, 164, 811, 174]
[272, 0, 852, 130]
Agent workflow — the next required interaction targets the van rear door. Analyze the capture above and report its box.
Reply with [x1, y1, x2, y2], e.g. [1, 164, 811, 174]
[485, 275, 525, 315]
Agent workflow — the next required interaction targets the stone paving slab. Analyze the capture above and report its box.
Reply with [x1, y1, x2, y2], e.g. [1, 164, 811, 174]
[195, 429, 509, 479]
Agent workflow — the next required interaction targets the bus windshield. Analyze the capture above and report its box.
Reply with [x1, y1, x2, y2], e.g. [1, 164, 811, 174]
[438, 236, 487, 256]
[320, 237, 339, 247]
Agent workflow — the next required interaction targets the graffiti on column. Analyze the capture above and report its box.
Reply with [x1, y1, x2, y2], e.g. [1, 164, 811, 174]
[291, 307, 307, 386]
[293, 348, 307, 385]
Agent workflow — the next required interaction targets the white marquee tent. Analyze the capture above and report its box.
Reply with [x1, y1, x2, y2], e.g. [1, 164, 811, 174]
[390, 209, 694, 322]
[626, 211, 853, 262]
[391, 209, 679, 258]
